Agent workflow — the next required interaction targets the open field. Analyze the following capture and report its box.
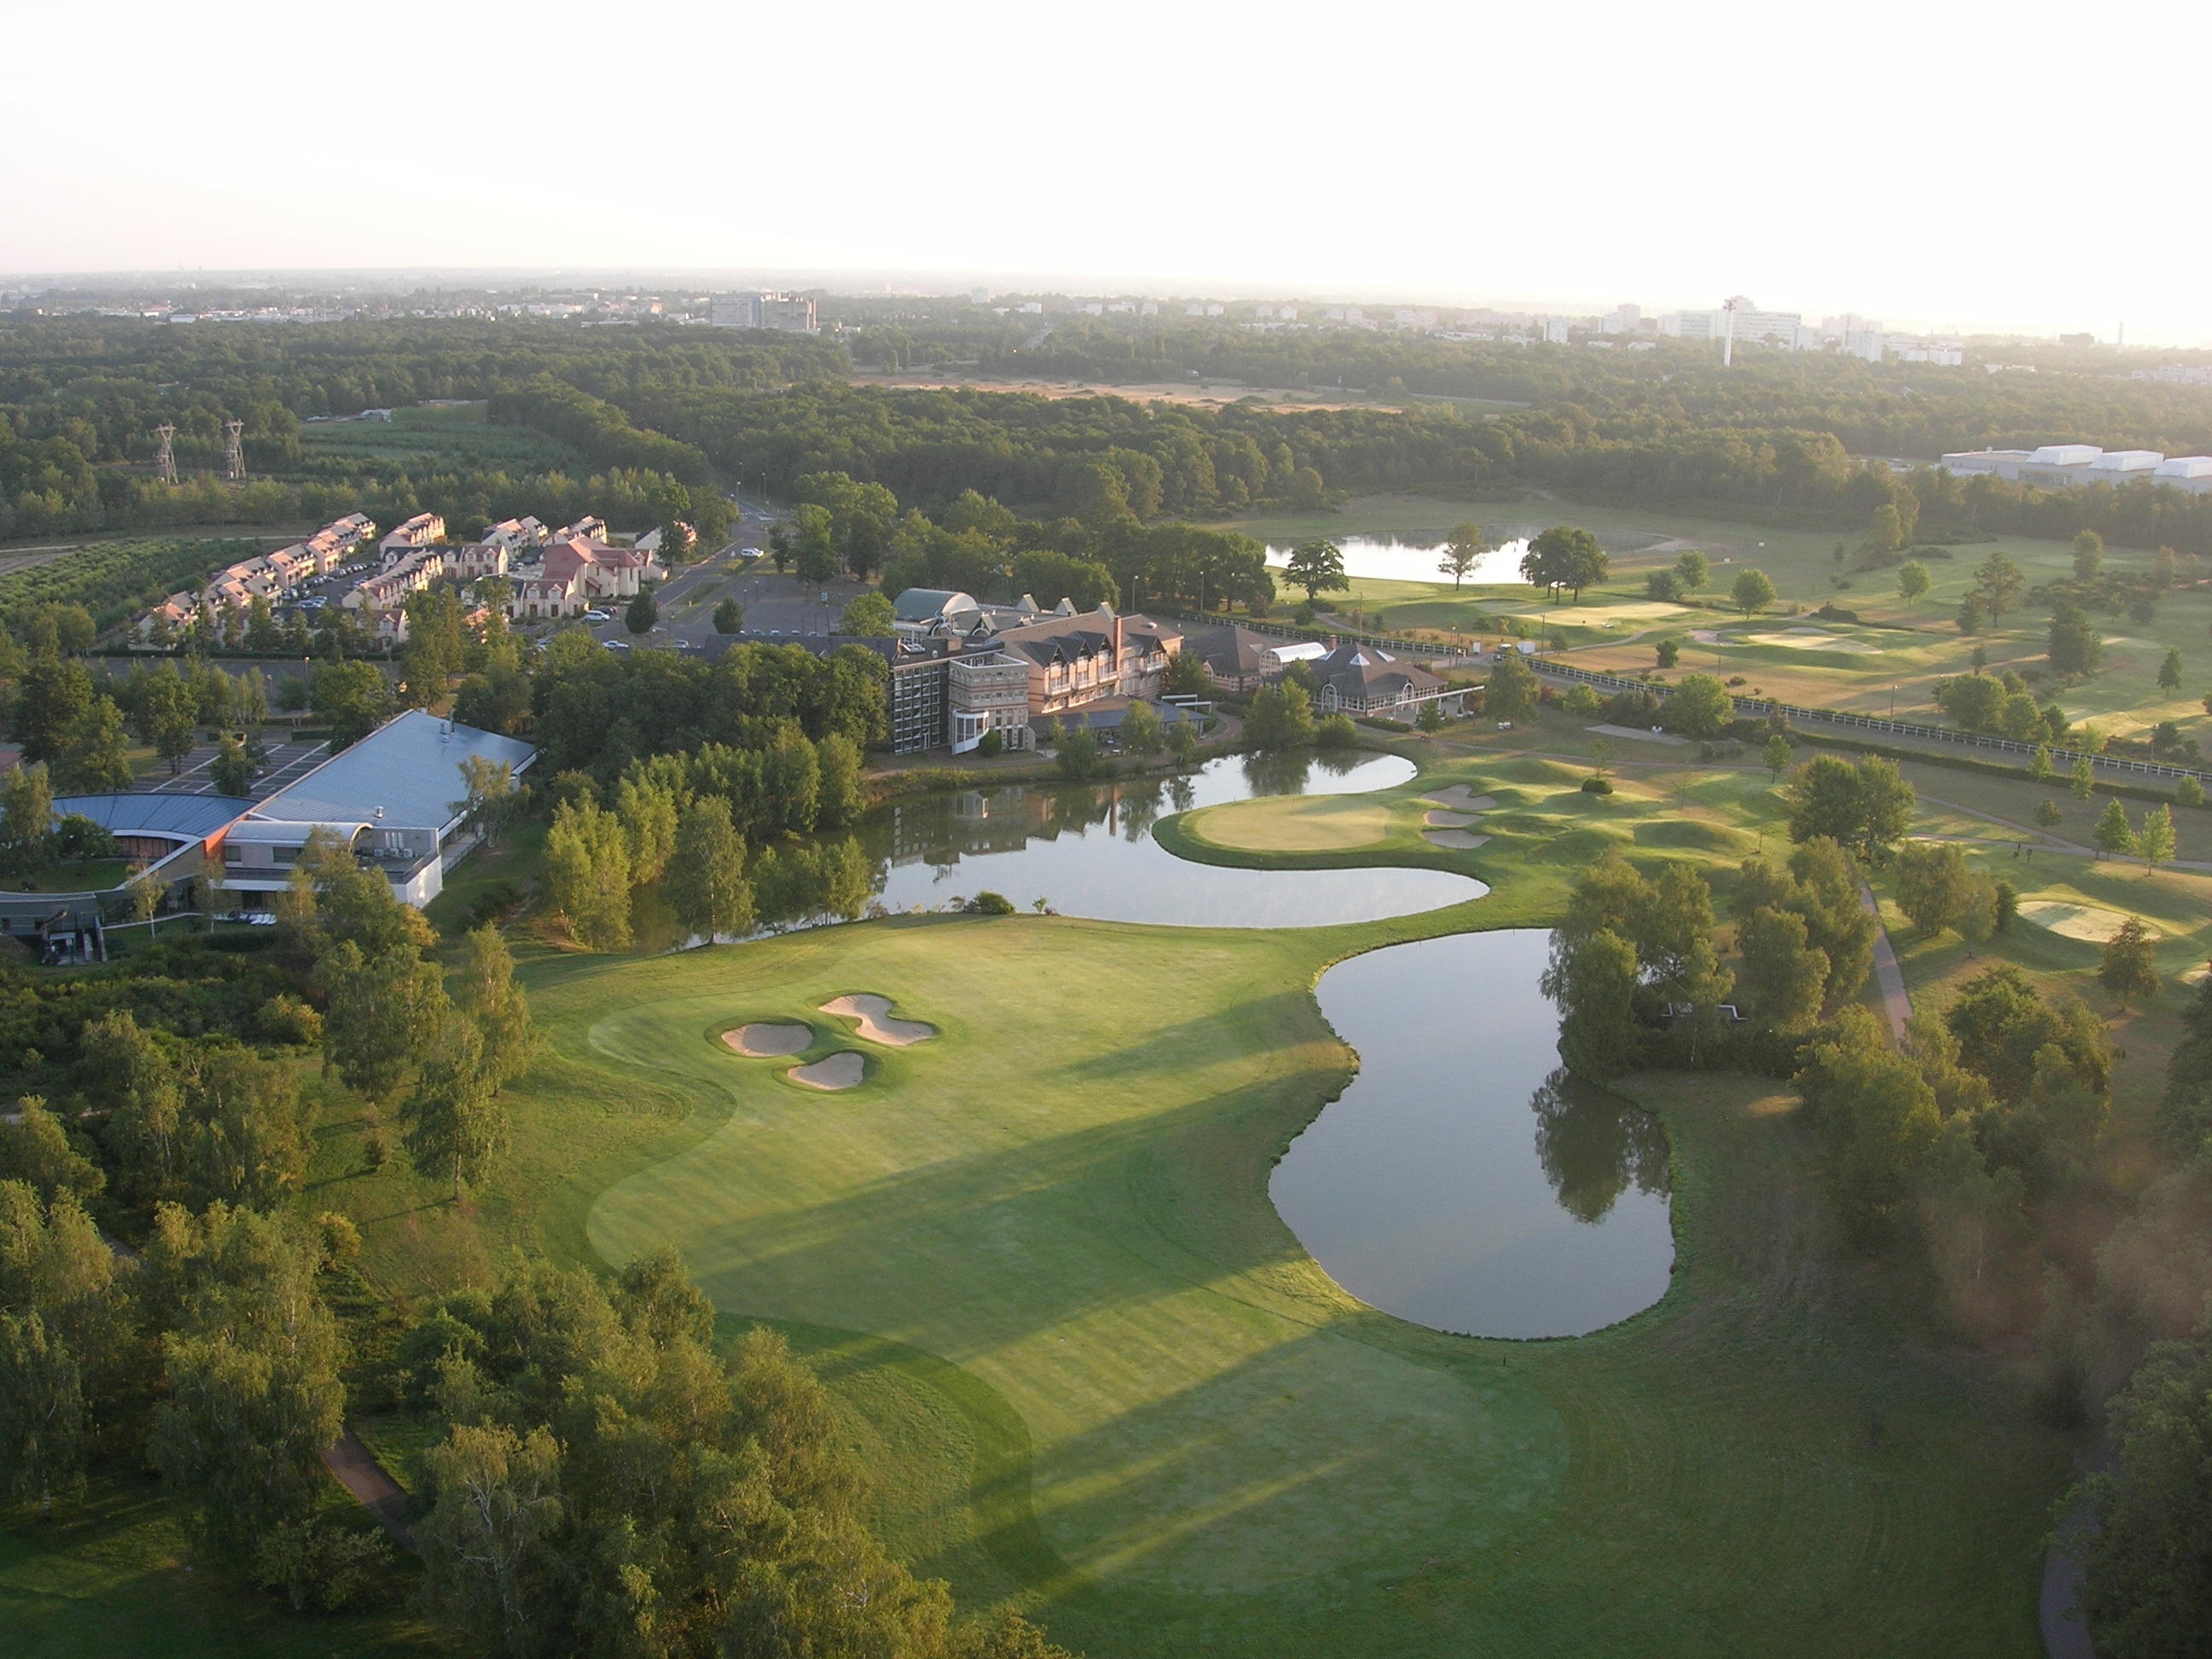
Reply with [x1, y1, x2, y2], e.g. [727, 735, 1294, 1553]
[295, 401, 580, 474]
[1229, 492, 2212, 745]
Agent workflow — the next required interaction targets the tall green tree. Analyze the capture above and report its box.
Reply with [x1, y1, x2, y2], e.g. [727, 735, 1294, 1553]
[2095, 798, 2139, 860]
[2100, 917, 2162, 1010]
[452, 925, 538, 1089]
[667, 796, 754, 942]
[1437, 522, 1485, 588]
[1522, 526, 1608, 602]
[1283, 539, 1348, 602]
[2075, 1321, 2212, 1656]
[2139, 805, 2177, 875]
[2071, 529, 2104, 579]
[544, 799, 634, 952]
[1484, 650, 1539, 722]
[1731, 568, 1778, 617]
[320, 940, 447, 1103]
[400, 1016, 504, 1201]
[1970, 549, 2025, 621]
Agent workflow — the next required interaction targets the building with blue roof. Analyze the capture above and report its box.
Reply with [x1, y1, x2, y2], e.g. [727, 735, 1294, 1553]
[218, 709, 536, 907]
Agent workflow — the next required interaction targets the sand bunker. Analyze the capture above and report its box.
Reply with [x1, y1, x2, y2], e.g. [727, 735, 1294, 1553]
[724, 1022, 812, 1057]
[1423, 785, 1498, 812]
[822, 993, 937, 1047]
[1423, 830, 1491, 850]
[2017, 900, 2154, 944]
[789, 1052, 866, 1091]
[1425, 809, 1481, 828]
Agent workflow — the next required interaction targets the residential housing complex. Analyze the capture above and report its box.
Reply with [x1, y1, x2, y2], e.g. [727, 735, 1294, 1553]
[509, 533, 661, 618]
[137, 512, 377, 640]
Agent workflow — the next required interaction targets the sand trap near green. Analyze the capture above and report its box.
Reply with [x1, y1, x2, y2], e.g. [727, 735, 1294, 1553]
[790, 1051, 866, 1090]
[1425, 809, 1481, 828]
[1424, 829, 1490, 849]
[2017, 899, 2153, 943]
[1183, 793, 1395, 852]
[822, 992, 937, 1046]
[1735, 629, 1883, 655]
[1423, 784, 1497, 812]
[724, 1022, 812, 1057]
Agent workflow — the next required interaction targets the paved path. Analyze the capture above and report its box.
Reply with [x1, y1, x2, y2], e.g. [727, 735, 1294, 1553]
[321, 1429, 415, 1548]
[1859, 882, 1912, 1042]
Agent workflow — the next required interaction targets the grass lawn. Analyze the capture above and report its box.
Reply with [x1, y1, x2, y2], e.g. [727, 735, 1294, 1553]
[0, 1478, 433, 1657]
[296, 748, 2065, 1658]
[541, 907, 2060, 1656]
[5, 858, 131, 894]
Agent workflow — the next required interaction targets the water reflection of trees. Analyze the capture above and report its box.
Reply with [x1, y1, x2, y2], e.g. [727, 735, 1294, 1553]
[1529, 1068, 1670, 1225]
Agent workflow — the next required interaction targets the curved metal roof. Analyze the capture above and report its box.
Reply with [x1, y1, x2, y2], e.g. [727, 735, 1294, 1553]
[52, 793, 254, 841]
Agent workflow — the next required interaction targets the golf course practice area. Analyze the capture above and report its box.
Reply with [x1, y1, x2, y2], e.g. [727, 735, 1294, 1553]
[421, 748, 2069, 1659]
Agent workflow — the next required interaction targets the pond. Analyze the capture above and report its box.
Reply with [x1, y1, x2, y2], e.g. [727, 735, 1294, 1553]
[859, 751, 1486, 929]
[1266, 535, 1531, 587]
[1269, 928, 1675, 1339]
[656, 751, 1488, 948]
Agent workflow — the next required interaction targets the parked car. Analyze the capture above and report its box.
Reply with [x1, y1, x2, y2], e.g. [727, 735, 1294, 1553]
[582, 608, 613, 622]
[738, 546, 765, 561]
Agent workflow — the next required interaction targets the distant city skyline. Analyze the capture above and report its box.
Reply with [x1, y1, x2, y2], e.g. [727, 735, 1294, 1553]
[7, 0, 2209, 344]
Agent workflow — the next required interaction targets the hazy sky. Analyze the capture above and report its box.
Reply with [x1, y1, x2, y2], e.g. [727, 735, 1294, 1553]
[7, 0, 2207, 341]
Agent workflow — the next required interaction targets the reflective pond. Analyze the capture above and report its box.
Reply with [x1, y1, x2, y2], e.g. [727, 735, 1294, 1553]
[863, 751, 1485, 928]
[667, 751, 1487, 945]
[1270, 928, 1675, 1339]
[1266, 535, 1531, 587]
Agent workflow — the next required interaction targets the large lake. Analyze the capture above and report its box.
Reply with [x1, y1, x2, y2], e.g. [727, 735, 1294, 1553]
[1270, 928, 1676, 1338]
[1266, 535, 1530, 586]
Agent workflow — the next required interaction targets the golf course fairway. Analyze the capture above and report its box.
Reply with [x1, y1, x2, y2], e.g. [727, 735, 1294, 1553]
[544, 901, 2065, 1658]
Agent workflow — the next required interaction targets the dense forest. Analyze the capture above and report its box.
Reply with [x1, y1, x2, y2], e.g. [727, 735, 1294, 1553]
[12, 310, 2212, 561]
[0, 319, 840, 540]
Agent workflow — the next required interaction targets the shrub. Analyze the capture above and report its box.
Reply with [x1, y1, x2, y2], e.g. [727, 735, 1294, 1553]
[966, 891, 1016, 916]
[975, 730, 1004, 759]
[1581, 776, 1614, 795]
[2180, 775, 2205, 807]
[1316, 713, 1359, 748]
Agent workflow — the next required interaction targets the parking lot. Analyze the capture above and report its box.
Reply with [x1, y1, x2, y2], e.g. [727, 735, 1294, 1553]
[135, 733, 331, 801]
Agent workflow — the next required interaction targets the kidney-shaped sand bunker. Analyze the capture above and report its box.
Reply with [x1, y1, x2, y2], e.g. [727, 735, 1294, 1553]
[821, 994, 936, 1046]
[722, 1022, 812, 1057]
